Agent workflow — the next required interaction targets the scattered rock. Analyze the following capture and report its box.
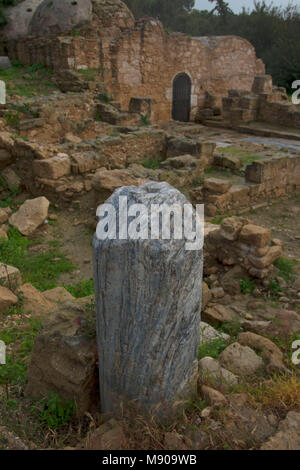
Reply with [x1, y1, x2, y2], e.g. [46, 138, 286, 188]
[0, 228, 8, 241]
[0, 426, 28, 450]
[261, 412, 300, 450]
[161, 154, 199, 170]
[219, 342, 264, 376]
[210, 287, 225, 299]
[0, 263, 21, 289]
[238, 332, 287, 373]
[164, 432, 188, 450]
[1, 167, 21, 189]
[200, 322, 230, 344]
[202, 304, 235, 327]
[199, 356, 238, 386]
[20, 283, 55, 315]
[9, 197, 50, 236]
[243, 310, 300, 339]
[84, 420, 126, 451]
[220, 265, 247, 295]
[26, 302, 98, 415]
[225, 393, 279, 446]
[0, 286, 18, 313]
[201, 407, 212, 419]
[43, 287, 75, 304]
[201, 385, 227, 407]
[0, 208, 8, 224]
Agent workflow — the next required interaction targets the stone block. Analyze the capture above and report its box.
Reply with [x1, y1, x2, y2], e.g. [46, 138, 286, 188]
[204, 178, 232, 195]
[239, 224, 271, 248]
[33, 154, 71, 180]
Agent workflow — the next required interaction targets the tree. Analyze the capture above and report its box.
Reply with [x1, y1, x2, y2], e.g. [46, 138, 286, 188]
[208, 0, 233, 22]
[124, 0, 195, 28]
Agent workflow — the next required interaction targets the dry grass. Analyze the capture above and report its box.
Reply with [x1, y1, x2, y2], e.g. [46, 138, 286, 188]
[244, 374, 300, 412]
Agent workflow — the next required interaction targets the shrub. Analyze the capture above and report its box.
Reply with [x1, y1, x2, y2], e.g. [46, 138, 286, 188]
[34, 392, 76, 430]
[240, 277, 256, 295]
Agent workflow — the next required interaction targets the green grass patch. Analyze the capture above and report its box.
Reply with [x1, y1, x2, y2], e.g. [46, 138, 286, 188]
[274, 257, 297, 282]
[77, 67, 103, 81]
[219, 146, 263, 167]
[142, 156, 161, 170]
[221, 320, 243, 339]
[98, 92, 113, 103]
[10, 103, 39, 118]
[0, 227, 74, 291]
[0, 62, 56, 98]
[198, 337, 228, 360]
[240, 277, 256, 295]
[140, 114, 151, 127]
[4, 110, 20, 127]
[268, 280, 283, 297]
[242, 155, 264, 166]
[0, 318, 42, 386]
[33, 392, 76, 431]
[210, 215, 227, 225]
[0, 176, 22, 207]
[65, 279, 94, 298]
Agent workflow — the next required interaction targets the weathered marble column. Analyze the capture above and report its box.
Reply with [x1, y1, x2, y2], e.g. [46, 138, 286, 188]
[93, 182, 203, 418]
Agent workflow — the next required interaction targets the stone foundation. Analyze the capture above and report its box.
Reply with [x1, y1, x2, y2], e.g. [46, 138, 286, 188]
[221, 75, 300, 129]
[191, 155, 300, 216]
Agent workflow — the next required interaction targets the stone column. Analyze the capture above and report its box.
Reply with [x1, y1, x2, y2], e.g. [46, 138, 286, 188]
[93, 182, 203, 418]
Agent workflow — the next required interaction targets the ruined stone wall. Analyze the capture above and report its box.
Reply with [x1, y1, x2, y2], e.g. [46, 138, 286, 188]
[110, 24, 263, 121]
[192, 155, 300, 217]
[258, 99, 300, 129]
[7, 36, 102, 70]
[221, 76, 300, 129]
[6, 15, 263, 122]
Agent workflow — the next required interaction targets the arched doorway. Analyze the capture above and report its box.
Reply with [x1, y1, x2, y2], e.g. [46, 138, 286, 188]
[172, 73, 191, 122]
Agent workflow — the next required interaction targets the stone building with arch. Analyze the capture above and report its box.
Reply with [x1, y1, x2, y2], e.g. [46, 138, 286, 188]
[3, 0, 265, 122]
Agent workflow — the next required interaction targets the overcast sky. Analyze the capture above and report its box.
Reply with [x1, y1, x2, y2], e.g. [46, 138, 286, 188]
[195, 0, 298, 12]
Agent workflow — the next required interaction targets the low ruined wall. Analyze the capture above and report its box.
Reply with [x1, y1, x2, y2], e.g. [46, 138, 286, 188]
[7, 36, 102, 71]
[0, 128, 167, 202]
[245, 155, 300, 187]
[98, 130, 167, 167]
[258, 99, 300, 129]
[191, 155, 300, 216]
[205, 217, 283, 279]
[221, 76, 300, 129]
